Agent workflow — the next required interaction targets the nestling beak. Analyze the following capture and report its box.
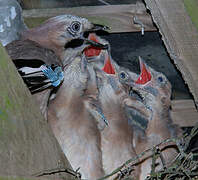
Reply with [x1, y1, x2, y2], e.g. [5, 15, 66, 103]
[102, 53, 115, 74]
[135, 56, 151, 85]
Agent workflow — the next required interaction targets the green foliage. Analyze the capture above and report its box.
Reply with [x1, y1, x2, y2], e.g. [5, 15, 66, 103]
[184, 0, 198, 32]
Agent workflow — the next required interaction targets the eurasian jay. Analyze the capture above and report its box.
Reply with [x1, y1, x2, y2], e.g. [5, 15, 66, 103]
[5, 21, 108, 119]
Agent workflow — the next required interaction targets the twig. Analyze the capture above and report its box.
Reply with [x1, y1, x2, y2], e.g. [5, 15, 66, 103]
[151, 147, 158, 176]
[97, 138, 177, 180]
[32, 167, 81, 179]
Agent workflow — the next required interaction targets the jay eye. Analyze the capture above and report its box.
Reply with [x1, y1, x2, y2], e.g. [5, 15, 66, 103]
[119, 71, 127, 80]
[71, 21, 81, 32]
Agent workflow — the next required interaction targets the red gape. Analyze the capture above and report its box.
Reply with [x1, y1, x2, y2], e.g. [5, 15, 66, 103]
[84, 33, 102, 57]
[102, 56, 115, 74]
[136, 61, 151, 84]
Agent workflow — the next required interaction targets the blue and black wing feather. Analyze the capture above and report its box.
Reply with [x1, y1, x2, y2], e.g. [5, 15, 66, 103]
[5, 39, 64, 94]
[19, 64, 64, 93]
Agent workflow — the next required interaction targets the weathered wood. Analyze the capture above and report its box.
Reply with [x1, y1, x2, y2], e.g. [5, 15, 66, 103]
[22, 3, 156, 33]
[20, 0, 138, 9]
[0, 44, 75, 179]
[171, 99, 198, 127]
[144, 0, 198, 108]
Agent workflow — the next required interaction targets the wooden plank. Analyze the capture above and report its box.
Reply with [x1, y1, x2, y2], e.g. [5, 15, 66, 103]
[171, 99, 196, 111]
[0, 44, 74, 179]
[20, 0, 138, 9]
[171, 99, 198, 127]
[22, 3, 156, 33]
[144, 0, 198, 108]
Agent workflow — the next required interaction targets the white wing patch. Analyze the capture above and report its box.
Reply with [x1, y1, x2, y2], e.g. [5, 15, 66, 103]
[0, 25, 4, 32]
[10, 7, 17, 20]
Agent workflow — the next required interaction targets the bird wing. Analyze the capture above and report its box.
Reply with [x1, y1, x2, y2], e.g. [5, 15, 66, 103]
[5, 39, 64, 93]
[21, 65, 64, 93]
[5, 39, 62, 67]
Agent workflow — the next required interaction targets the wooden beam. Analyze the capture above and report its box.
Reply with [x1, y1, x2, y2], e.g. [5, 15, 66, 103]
[144, 0, 198, 108]
[0, 44, 74, 179]
[171, 99, 198, 127]
[22, 3, 156, 33]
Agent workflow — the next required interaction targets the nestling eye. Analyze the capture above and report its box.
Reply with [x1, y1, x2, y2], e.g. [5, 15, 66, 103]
[71, 21, 81, 32]
[158, 76, 163, 83]
[119, 71, 128, 80]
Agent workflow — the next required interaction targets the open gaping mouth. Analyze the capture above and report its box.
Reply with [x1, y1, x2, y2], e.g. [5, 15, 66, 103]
[84, 33, 116, 75]
[129, 57, 152, 101]
[84, 33, 103, 57]
[102, 55, 115, 74]
[135, 56, 152, 85]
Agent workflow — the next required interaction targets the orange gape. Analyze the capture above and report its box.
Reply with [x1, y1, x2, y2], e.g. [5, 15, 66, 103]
[136, 61, 151, 84]
[84, 33, 102, 57]
[102, 56, 115, 74]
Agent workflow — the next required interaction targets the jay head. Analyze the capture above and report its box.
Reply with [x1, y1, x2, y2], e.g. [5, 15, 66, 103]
[22, 15, 109, 59]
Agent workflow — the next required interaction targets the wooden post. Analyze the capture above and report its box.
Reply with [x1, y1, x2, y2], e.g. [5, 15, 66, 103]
[0, 44, 75, 179]
[144, 0, 198, 107]
[22, 4, 156, 33]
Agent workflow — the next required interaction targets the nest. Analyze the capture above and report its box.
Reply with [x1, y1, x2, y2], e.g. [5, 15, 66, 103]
[98, 123, 198, 180]
[33, 123, 198, 180]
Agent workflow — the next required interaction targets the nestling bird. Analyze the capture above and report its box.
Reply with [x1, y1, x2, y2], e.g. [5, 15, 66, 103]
[84, 33, 148, 132]
[129, 57, 182, 179]
[94, 54, 149, 179]
[48, 51, 108, 180]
